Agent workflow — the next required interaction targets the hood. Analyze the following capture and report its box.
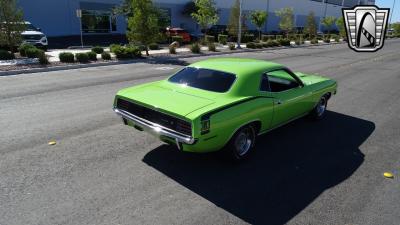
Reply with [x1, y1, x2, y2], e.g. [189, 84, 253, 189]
[21, 30, 45, 36]
[117, 83, 215, 117]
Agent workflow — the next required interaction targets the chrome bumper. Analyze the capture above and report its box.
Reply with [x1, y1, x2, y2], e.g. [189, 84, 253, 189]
[113, 108, 196, 145]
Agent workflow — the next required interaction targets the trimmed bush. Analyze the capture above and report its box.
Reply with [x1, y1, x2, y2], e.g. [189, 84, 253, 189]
[242, 34, 255, 43]
[59, 52, 74, 63]
[171, 36, 184, 44]
[0, 50, 15, 60]
[276, 35, 283, 40]
[208, 43, 216, 52]
[295, 39, 304, 45]
[246, 42, 256, 49]
[218, 34, 228, 45]
[37, 50, 49, 65]
[25, 47, 41, 58]
[169, 45, 177, 54]
[255, 43, 263, 49]
[261, 35, 275, 42]
[87, 51, 97, 61]
[149, 43, 159, 50]
[75, 53, 89, 63]
[271, 40, 280, 46]
[110, 44, 121, 53]
[323, 38, 331, 43]
[228, 43, 235, 50]
[91, 46, 104, 54]
[113, 46, 141, 59]
[262, 42, 270, 48]
[190, 43, 201, 54]
[311, 39, 318, 44]
[279, 39, 291, 46]
[101, 52, 112, 60]
[18, 44, 36, 57]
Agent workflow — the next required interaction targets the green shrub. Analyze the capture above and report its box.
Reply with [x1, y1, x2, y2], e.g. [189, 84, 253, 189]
[295, 39, 304, 45]
[101, 52, 112, 60]
[276, 35, 283, 40]
[261, 35, 275, 42]
[75, 53, 89, 63]
[25, 47, 41, 58]
[171, 36, 184, 44]
[109, 44, 121, 53]
[18, 44, 36, 57]
[169, 45, 176, 54]
[255, 43, 263, 49]
[59, 52, 74, 63]
[271, 40, 280, 46]
[0, 49, 15, 60]
[87, 51, 97, 61]
[242, 34, 255, 43]
[91, 46, 104, 54]
[205, 35, 215, 43]
[114, 46, 141, 59]
[148, 43, 159, 50]
[324, 38, 331, 43]
[246, 42, 256, 49]
[190, 43, 201, 54]
[218, 34, 228, 45]
[279, 39, 291, 46]
[311, 39, 318, 44]
[208, 43, 216, 52]
[37, 50, 49, 65]
[228, 43, 235, 50]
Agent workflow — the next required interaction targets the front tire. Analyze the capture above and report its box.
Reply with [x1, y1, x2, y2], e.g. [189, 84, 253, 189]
[226, 125, 256, 161]
[310, 95, 328, 120]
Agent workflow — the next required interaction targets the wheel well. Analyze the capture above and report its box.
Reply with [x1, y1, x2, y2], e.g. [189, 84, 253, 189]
[324, 92, 332, 100]
[249, 121, 262, 135]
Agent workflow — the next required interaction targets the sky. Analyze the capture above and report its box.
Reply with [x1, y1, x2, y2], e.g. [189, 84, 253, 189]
[376, 0, 399, 23]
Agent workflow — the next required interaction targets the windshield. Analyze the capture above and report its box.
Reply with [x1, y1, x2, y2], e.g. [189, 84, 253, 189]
[26, 23, 38, 31]
[168, 67, 236, 93]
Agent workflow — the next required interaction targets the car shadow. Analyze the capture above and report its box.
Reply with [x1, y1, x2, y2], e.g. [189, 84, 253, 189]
[142, 111, 375, 225]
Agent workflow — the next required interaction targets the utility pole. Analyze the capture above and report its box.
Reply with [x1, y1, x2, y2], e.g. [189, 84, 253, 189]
[237, 0, 243, 49]
[76, 9, 83, 48]
[389, 0, 396, 26]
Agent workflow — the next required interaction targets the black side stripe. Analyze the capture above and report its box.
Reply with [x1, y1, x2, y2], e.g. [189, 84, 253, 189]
[201, 96, 274, 121]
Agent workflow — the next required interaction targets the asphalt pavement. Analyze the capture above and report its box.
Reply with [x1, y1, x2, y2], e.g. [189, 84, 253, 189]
[1, 40, 400, 225]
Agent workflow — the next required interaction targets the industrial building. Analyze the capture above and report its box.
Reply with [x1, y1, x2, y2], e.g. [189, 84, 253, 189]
[18, 0, 375, 46]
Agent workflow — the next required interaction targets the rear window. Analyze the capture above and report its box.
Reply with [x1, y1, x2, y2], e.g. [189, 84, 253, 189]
[168, 67, 236, 93]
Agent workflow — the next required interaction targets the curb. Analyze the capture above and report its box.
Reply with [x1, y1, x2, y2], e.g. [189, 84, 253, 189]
[0, 42, 345, 77]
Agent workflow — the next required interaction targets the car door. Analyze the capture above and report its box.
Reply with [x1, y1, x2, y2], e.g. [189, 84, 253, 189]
[263, 69, 311, 128]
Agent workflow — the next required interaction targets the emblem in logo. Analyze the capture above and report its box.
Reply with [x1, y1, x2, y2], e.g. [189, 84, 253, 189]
[342, 5, 390, 52]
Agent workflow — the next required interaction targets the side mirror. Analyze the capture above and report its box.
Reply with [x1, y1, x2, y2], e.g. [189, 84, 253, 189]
[36, 27, 41, 31]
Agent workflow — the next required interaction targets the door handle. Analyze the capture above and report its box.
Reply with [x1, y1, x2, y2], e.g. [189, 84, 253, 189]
[276, 99, 283, 105]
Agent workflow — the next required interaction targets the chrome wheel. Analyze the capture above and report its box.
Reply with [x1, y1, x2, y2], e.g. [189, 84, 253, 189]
[234, 127, 254, 156]
[316, 97, 327, 117]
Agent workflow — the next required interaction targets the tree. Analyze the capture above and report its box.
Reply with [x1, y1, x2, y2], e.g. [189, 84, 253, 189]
[227, 0, 247, 38]
[113, 0, 133, 17]
[182, 1, 198, 17]
[321, 16, 336, 35]
[250, 10, 268, 40]
[0, 0, 25, 52]
[391, 23, 400, 35]
[127, 0, 159, 56]
[304, 11, 317, 39]
[275, 7, 294, 38]
[336, 17, 346, 38]
[191, 0, 219, 34]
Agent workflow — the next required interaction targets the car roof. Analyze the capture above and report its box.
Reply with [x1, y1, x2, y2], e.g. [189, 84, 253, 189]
[188, 58, 283, 77]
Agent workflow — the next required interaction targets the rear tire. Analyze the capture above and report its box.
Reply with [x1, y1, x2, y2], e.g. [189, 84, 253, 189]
[310, 95, 328, 120]
[226, 124, 256, 161]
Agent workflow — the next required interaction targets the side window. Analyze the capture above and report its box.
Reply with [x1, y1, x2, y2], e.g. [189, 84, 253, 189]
[267, 69, 300, 92]
[260, 74, 270, 92]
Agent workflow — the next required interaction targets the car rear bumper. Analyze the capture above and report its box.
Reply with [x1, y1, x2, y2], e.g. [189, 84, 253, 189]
[113, 108, 196, 146]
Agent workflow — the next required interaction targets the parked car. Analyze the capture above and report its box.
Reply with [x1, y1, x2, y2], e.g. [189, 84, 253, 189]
[113, 58, 337, 160]
[166, 27, 191, 43]
[21, 21, 48, 50]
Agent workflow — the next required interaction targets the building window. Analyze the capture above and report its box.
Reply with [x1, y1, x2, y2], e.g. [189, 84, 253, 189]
[81, 10, 115, 33]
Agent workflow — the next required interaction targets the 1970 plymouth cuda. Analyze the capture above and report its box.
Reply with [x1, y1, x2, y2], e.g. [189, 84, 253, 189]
[113, 58, 337, 160]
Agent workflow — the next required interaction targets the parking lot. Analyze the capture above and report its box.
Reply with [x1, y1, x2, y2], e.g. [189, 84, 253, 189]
[1, 40, 400, 225]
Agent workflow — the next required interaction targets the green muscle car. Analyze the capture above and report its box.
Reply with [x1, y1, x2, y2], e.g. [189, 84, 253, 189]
[113, 58, 337, 160]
